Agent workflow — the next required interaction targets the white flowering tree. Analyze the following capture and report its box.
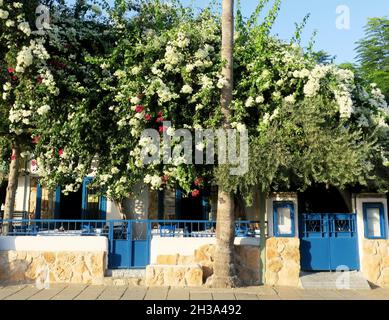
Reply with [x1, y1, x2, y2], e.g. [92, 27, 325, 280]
[0, 0, 59, 232]
[215, 0, 389, 201]
[34, 0, 224, 216]
[34, 0, 388, 215]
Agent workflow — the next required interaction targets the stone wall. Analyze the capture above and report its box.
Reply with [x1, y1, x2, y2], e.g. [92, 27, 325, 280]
[265, 237, 300, 287]
[362, 239, 389, 288]
[0, 251, 106, 285]
[145, 265, 203, 287]
[149, 244, 261, 286]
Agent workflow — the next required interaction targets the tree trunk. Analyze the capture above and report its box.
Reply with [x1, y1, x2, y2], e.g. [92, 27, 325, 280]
[2, 143, 21, 235]
[207, 0, 240, 288]
[258, 190, 267, 285]
[116, 199, 131, 220]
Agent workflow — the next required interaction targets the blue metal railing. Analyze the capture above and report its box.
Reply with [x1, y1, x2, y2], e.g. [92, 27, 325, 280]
[0, 219, 260, 238]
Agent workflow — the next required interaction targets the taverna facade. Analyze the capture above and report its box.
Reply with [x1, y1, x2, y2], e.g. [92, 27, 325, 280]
[0, 160, 388, 288]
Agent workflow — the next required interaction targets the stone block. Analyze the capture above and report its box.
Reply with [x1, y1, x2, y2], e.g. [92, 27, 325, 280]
[156, 254, 179, 265]
[145, 264, 203, 287]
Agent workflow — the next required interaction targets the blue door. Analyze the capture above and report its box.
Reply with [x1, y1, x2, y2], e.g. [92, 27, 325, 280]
[82, 177, 106, 220]
[108, 220, 151, 269]
[300, 213, 359, 271]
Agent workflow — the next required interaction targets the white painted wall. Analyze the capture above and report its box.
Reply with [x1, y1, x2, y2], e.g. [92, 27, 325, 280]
[106, 200, 122, 220]
[0, 236, 108, 252]
[150, 236, 260, 264]
[14, 175, 30, 213]
[266, 193, 299, 238]
[353, 194, 389, 271]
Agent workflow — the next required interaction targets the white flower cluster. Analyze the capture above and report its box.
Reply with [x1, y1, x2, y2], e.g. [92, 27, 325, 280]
[18, 21, 31, 36]
[8, 104, 32, 129]
[302, 65, 331, 98]
[37, 105, 51, 116]
[0, 9, 9, 20]
[144, 174, 163, 190]
[16, 46, 33, 73]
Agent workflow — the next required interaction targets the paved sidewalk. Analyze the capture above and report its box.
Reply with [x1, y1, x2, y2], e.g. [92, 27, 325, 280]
[0, 284, 388, 300]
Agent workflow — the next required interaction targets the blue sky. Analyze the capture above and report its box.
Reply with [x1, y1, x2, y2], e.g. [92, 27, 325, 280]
[185, 0, 388, 64]
[67, 0, 388, 63]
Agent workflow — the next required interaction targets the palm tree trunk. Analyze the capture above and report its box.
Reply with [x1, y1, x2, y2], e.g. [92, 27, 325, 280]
[207, 0, 240, 288]
[2, 143, 21, 235]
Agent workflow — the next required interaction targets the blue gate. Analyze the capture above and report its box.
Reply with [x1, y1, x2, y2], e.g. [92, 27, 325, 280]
[108, 220, 151, 269]
[300, 213, 359, 271]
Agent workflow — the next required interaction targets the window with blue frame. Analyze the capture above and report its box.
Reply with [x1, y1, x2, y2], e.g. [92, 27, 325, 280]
[273, 201, 295, 237]
[363, 203, 386, 239]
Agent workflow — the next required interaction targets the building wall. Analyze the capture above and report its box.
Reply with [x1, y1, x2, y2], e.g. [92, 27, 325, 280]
[354, 194, 389, 287]
[265, 237, 300, 287]
[266, 192, 299, 238]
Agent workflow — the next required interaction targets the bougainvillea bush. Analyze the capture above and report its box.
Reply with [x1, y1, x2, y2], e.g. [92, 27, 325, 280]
[2, 0, 387, 211]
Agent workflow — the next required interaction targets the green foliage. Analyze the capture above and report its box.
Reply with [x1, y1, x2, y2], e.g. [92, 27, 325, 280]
[6, 0, 387, 205]
[356, 17, 389, 100]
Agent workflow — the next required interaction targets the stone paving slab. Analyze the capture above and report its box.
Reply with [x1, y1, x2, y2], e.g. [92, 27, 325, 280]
[167, 288, 190, 300]
[5, 285, 43, 300]
[51, 285, 88, 300]
[97, 286, 127, 300]
[28, 285, 68, 300]
[0, 285, 26, 300]
[233, 286, 277, 296]
[190, 291, 213, 300]
[73, 285, 106, 300]
[258, 295, 281, 300]
[121, 287, 147, 300]
[144, 287, 169, 300]
[212, 292, 236, 300]
[235, 293, 259, 300]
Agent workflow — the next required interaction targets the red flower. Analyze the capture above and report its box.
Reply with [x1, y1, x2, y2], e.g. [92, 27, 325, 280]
[191, 189, 200, 198]
[156, 117, 165, 123]
[158, 126, 167, 133]
[11, 152, 17, 161]
[59, 149, 64, 156]
[157, 111, 163, 117]
[31, 159, 37, 167]
[194, 177, 203, 187]
[162, 175, 169, 183]
[37, 76, 44, 84]
[32, 136, 41, 144]
[11, 75, 18, 81]
[135, 105, 144, 113]
[7, 67, 15, 74]
[144, 114, 152, 121]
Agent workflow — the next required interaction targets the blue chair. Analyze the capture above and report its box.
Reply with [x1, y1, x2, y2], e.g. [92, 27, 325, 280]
[26, 225, 39, 236]
[235, 225, 249, 237]
[160, 225, 176, 237]
[81, 224, 95, 236]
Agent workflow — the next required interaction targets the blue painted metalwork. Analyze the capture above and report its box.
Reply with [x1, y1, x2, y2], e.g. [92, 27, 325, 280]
[35, 184, 42, 220]
[175, 189, 183, 219]
[82, 177, 106, 220]
[0, 219, 259, 269]
[36, 178, 107, 221]
[273, 201, 295, 237]
[363, 202, 386, 239]
[54, 187, 61, 219]
[300, 213, 359, 271]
